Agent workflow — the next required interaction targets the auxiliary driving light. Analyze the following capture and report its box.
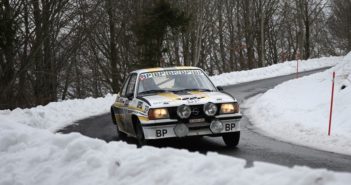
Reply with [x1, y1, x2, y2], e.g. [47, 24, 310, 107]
[210, 120, 223, 133]
[204, 102, 218, 116]
[177, 104, 191, 119]
[174, 124, 189, 137]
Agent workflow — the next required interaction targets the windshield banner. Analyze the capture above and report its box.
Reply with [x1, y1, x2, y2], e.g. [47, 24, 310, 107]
[139, 70, 204, 80]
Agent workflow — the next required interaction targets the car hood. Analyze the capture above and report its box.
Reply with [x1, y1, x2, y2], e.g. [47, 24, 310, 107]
[141, 91, 236, 107]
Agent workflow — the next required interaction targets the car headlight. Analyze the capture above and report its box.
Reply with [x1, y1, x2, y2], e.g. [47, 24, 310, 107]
[177, 105, 191, 119]
[203, 102, 218, 116]
[148, 108, 169, 120]
[220, 103, 239, 114]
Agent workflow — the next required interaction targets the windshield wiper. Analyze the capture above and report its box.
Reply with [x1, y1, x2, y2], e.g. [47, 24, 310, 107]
[173, 88, 212, 93]
[138, 89, 168, 95]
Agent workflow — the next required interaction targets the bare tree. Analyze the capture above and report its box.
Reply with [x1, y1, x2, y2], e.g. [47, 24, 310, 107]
[329, 0, 351, 52]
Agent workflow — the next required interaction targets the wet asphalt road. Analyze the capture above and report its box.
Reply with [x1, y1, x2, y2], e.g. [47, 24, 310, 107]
[59, 68, 351, 172]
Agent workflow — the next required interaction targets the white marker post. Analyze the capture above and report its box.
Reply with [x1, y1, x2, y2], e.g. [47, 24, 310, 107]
[296, 52, 300, 79]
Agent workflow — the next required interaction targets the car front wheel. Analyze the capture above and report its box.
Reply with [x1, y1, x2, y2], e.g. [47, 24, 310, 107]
[134, 119, 147, 148]
[222, 132, 240, 147]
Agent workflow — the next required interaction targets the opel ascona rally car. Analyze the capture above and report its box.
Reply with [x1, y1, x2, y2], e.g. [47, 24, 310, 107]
[111, 67, 242, 147]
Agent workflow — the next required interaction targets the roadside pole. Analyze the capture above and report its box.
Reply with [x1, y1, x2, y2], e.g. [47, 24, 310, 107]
[296, 52, 300, 79]
[328, 72, 335, 136]
[296, 59, 299, 78]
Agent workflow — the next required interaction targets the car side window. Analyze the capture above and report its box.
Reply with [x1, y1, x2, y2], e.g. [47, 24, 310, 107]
[126, 74, 137, 96]
[120, 75, 131, 97]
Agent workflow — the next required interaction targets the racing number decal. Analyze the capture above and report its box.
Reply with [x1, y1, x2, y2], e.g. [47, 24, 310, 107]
[156, 129, 168, 137]
[225, 123, 236, 131]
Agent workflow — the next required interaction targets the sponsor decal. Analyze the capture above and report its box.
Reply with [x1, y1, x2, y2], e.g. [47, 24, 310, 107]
[137, 101, 143, 109]
[187, 98, 199, 104]
[189, 118, 205, 123]
[140, 70, 204, 80]
[144, 105, 150, 113]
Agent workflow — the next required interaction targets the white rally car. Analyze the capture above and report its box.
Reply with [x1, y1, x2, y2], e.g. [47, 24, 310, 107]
[111, 67, 242, 147]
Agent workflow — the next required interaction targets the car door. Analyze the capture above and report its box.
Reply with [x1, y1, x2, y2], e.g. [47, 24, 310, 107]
[123, 73, 138, 134]
[115, 75, 131, 133]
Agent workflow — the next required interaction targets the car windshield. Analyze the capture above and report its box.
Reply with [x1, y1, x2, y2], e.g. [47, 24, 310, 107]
[137, 69, 216, 95]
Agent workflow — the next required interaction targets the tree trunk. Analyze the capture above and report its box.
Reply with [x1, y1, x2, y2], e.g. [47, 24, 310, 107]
[304, 0, 310, 59]
[0, 0, 16, 109]
[107, 0, 119, 93]
[296, 0, 304, 59]
[217, 1, 226, 71]
[260, 0, 265, 67]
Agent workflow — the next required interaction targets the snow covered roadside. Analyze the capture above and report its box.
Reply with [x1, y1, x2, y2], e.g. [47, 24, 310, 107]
[211, 56, 341, 86]
[1, 120, 351, 185]
[0, 94, 116, 132]
[245, 53, 351, 155]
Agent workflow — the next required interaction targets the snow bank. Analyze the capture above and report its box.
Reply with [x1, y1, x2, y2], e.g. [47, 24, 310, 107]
[1, 120, 351, 185]
[0, 94, 116, 132]
[210, 56, 341, 86]
[246, 52, 351, 155]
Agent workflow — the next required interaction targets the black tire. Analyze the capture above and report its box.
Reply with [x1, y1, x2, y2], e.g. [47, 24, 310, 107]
[222, 132, 240, 147]
[133, 118, 147, 148]
[111, 108, 127, 140]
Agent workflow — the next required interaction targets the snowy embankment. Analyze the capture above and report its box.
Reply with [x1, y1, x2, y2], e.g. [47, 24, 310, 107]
[1, 55, 350, 184]
[2, 113, 351, 184]
[245, 53, 351, 155]
[211, 56, 341, 86]
[0, 94, 116, 132]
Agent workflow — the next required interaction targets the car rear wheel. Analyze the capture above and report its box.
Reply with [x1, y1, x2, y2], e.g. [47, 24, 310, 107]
[111, 108, 127, 140]
[222, 132, 240, 147]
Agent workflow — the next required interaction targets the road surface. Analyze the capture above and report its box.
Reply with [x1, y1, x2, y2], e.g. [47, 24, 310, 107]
[59, 68, 351, 172]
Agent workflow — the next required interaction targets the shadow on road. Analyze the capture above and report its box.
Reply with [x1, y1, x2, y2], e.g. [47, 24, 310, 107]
[116, 134, 239, 154]
[59, 113, 235, 154]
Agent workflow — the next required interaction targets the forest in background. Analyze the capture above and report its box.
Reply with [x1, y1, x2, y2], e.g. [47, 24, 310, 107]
[1, 0, 351, 109]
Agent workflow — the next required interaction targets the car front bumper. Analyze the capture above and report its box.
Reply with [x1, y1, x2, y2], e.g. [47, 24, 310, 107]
[141, 117, 241, 140]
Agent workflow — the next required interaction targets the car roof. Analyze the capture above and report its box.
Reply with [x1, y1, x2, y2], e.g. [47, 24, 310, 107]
[131, 66, 201, 74]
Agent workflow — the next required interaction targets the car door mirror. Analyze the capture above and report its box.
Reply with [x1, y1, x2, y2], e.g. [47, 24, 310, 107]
[217, 86, 224, 91]
[126, 93, 134, 100]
